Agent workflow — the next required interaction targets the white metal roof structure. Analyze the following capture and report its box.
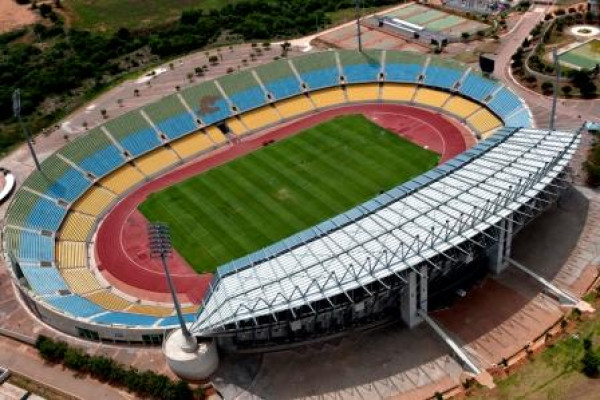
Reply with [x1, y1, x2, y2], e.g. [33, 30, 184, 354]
[190, 127, 580, 336]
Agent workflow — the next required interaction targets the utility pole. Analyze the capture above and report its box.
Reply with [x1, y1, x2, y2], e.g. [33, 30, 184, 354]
[148, 223, 197, 352]
[12, 89, 41, 171]
[355, 0, 363, 52]
[550, 48, 560, 131]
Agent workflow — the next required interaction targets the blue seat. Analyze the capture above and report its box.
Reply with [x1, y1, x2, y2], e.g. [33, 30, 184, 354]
[119, 128, 161, 156]
[229, 87, 267, 112]
[26, 198, 67, 231]
[504, 108, 531, 128]
[156, 113, 197, 140]
[92, 312, 159, 326]
[423, 66, 463, 89]
[158, 314, 196, 327]
[459, 73, 498, 102]
[79, 145, 124, 177]
[344, 64, 380, 83]
[47, 169, 91, 202]
[46, 295, 104, 318]
[487, 88, 522, 119]
[265, 77, 302, 100]
[385, 63, 421, 83]
[198, 98, 231, 125]
[300, 68, 339, 89]
[21, 267, 69, 295]
[17, 231, 53, 261]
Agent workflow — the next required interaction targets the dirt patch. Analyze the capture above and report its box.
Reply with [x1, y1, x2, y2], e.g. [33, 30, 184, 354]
[0, 0, 38, 33]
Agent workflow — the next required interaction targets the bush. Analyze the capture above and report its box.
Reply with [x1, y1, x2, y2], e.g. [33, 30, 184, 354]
[35, 336, 195, 399]
[541, 81, 554, 93]
[582, 348, 600, 377]
[562, 85, 572, 96]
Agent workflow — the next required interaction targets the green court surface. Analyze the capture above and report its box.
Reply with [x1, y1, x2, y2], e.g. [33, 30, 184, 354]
[139, 114, 439, 273]
[559, 39, 600, 70]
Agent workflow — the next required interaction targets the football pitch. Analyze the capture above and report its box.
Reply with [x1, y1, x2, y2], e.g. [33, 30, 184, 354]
[559, 39, 600, 70]
[139, 114, 439, 273]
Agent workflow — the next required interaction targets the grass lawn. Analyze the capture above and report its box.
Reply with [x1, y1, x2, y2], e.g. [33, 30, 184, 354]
[139, 114, 439, 273]
[64, 0, 237, 32]
[559, 39, 600, 70]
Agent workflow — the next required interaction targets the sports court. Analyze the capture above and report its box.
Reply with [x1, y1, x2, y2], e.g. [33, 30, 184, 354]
[558, 39, 600, 70]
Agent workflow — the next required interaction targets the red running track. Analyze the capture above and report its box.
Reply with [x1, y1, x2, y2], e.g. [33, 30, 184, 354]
[95, 104, 472, 305]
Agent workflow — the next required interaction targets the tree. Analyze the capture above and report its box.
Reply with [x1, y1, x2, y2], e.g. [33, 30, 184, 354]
[461, 32, 470, 40]
[117, 98, 123, 107]
[562, 85, 572, 96]
[100, 109, 108, 119]
[39, 3, 52, 18]
[187, 72, 194, 82]
[134, 89, 140, 97]
[541, 81, 554, 93]
[582, 348, 600, 377]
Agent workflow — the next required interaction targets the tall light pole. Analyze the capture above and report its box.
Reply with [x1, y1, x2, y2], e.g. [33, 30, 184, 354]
[355, 0, 363, 52]
[550, 48, 560, 131]
[148, 223, 197, 352]
[12, 89, 41, 171]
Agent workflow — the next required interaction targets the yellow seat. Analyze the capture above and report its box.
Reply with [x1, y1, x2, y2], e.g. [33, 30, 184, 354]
[56, 241, 87, 269]
[481, 127, 500, 139]
[467, 109, 503, 135]
[100, 165, 145, 194]
[226, 118, 248, 136]
[309, 87, 346, 108]
[275, 95, 314, 119]
[134, 147, 179, 177]
[346, 84, 380, 102]
[381, 83, 416, 102]
[170, 132, 214, 159]
[126, 304, 174, 317]
[413, 88, 451, 108]
[60, 212, 95, 242]
[240, 106, 281, 131]
[62, 268, 103, 294]
[72, 186, 116, 216]
[181, 305, 199, 314]
[204, 126, 227, 144]
[443, 96, 482, 119]
[86, 290, 130, 311]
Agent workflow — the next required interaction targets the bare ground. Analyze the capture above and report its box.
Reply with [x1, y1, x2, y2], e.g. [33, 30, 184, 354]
[0, 0, 38, 33]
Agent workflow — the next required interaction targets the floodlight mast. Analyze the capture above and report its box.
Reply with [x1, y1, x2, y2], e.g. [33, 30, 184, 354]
[148, 223, 197, 352]
[355, 0, 363, 52]
[12, 89, 41, 171]
[550, 48, 560, 131]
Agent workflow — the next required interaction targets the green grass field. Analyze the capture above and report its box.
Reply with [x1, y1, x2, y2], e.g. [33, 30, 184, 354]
[559, 39, 600, 70]
[139, 115, 439, 273]
[65, 0, 236, 32]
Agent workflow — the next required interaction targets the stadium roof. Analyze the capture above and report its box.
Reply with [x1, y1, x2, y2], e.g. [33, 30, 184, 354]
[190, 127, 580, 335]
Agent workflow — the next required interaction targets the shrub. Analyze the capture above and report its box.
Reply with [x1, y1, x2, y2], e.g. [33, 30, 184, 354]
[582, 348, 600, 377]
[541, 81, 554, 93]
[561, 85, 572, 96]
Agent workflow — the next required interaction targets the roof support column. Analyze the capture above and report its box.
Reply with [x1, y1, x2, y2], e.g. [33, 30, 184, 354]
[401, 265, 427, 328]
[489, 216, 513, 274]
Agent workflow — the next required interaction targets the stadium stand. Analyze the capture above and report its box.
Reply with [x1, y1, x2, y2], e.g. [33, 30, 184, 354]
[385, 52, 427, 83]
[143, 95, 197, 140]
[56, 241, 87, 269]
[58, 128, 125, 177]
[413, 88, 451, 108]
[467, 108, 503, 134]
[423, 58, 464, 89]
[381, 83, 416, 102]
[134, 147, 180, 177]
[240, 106, 281, 131]
[339, 50, 382, 83]
[104, 111, 161, 157]
[204, 126, 228, 145]
[170, 132, 215, 159]
[274, 95, 314, 119]
[346, 84, 380, 102]
[180, 81, 232, 125]
[292, 51, 340, 89]
[23, 156, 91, 202]
[99, 165, 145, 194]
[310, 87, 347, 108]
[459, 71, 499, 101]
[3, 50, 535, 337]
[254, 59, 302, 100]
[442, 96, 482, 119]
[59, 212, 96, 242]
[217, 70, 267, 112]
[487, 87, 523, 119]
[226, 117, 248, 136]
[72, 186, 116, 217]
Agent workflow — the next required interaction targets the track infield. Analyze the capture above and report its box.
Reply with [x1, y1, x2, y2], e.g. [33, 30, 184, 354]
[138, 114, 439, 273]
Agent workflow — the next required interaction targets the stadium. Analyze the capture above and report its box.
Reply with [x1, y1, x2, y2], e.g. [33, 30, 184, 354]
[2, 48, 579, 365]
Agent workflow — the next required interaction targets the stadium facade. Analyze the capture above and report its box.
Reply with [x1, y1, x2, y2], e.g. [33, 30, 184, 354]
[1, 50, 579, 349]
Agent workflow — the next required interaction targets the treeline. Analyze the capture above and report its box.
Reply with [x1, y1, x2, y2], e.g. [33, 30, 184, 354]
[0, 0, 397, 153]
[35, 335, 197, 399]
